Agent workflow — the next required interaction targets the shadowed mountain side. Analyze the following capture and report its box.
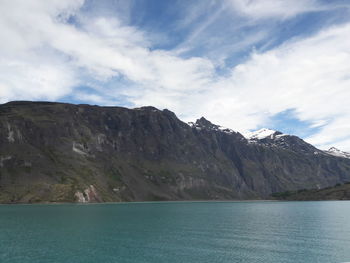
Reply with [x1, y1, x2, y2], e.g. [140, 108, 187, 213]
[1, 101, 350, 203]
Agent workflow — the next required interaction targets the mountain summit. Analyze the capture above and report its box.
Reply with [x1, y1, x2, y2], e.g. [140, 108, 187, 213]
[245, 128, 283, 140]
[325, 147, 350, 159]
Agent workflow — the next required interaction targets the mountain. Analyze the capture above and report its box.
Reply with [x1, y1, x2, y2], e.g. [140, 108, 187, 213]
[1, 101, 350, 203]
[245, 128, 280, 140]
[245, 128, 324, 154]
[271, 182, 350, 201]
[325, 147, 350, 159]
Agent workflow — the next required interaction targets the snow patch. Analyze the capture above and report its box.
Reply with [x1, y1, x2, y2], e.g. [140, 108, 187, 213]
[188, 122, 234, 134]
[325, 147, 350, 159]
[245, 128, 277, 140]
[275, 134, 288, 138]
[217, 126, 235, 134]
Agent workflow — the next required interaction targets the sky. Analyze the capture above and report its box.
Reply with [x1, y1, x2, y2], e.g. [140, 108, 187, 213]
[1, 0, 350, 151]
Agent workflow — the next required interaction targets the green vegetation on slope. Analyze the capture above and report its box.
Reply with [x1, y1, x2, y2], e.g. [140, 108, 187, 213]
[271, 182, 350, 200]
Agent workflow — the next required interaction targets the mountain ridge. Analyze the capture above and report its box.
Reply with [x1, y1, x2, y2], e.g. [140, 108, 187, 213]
[1, 101, 350, 203]
[325, 147, 350, 159]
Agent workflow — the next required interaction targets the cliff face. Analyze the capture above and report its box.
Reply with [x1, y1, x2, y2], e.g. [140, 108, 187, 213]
[1, 101, 350, 203]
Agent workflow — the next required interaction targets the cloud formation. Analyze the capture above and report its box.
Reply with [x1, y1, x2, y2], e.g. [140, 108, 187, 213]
[229, 0, 321, 19]
[0, 0, 213, 105]
[198, 23, 350, 150]
[0, 0, 350, 151]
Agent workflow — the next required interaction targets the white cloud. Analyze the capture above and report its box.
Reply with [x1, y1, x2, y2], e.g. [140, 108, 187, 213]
[192, 23, 350, 151]
[130, 22, 350, 151]
[0, 0, 83, 103]
[0, 0, 214, 101]
[1, 0, 350, 152]
[174, 0, 325, 68]
[0, 59, 76, 103]
[229, 0, 321, 19]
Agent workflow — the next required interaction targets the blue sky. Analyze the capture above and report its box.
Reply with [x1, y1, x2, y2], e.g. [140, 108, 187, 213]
[1, 0, 350, 150]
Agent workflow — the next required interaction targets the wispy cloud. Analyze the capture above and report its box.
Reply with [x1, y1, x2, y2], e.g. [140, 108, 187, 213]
[228, 0, 322, 19]
[0, 0, 350, 151]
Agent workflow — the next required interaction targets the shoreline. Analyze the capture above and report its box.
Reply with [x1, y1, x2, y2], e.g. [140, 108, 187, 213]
[1, 199, 350, 206]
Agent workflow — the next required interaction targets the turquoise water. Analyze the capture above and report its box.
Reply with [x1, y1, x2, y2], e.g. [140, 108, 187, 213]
[0, 201, 350, 263]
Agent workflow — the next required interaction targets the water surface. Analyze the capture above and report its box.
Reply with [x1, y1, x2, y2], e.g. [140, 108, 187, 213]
[0, 201, 350, 263]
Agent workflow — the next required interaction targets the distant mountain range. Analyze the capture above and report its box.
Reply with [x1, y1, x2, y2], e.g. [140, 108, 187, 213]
[1, 101, 350, 203]
[245, 128, 350, 159]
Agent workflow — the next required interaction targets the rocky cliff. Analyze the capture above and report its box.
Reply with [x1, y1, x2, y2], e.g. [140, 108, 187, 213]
[1, 101, 350, 203]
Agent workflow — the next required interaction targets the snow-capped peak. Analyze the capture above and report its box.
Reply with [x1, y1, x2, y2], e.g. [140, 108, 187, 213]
[188, 119, 234, 134]
[325, 147, 350, 159]
[245, 128, 279, 140]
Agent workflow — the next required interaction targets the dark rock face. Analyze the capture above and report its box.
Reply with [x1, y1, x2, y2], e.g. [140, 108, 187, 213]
[1, 101, 350, 203]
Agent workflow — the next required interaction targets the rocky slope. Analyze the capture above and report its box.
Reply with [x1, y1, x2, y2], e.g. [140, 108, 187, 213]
[271, 182, 350, 201]
[1, 101, 350, 203]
